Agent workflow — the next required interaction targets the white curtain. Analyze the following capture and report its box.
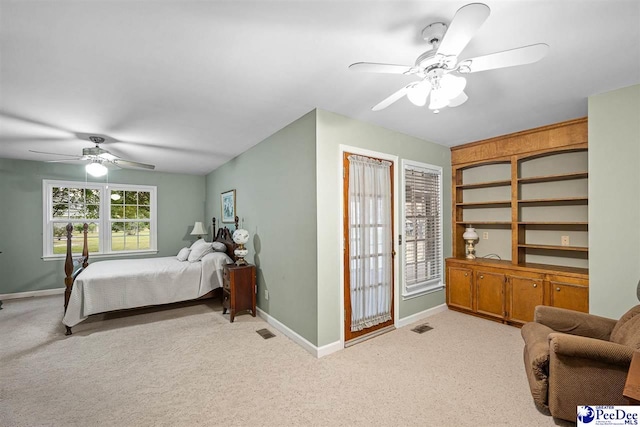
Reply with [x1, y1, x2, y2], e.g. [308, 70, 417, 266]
[348, 155, 392, 332]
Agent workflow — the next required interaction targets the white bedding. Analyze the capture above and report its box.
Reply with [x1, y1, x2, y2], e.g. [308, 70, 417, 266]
[63, 251, 233, 327]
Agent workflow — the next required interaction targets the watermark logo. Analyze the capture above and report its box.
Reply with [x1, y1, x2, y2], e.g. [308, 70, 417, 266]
[578, 406, 596, 424]
[577, 406, 640, 426]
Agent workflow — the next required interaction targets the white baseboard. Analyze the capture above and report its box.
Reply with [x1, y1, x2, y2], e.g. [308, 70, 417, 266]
[316, 339, 343, 358]
[256, 308, 342, 358]
[396, 303, 448, 329]
[0, 287, 65, 300]
[256, 304, 448, 357]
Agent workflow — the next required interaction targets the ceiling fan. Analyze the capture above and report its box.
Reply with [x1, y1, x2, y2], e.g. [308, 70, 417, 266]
[349, 3, 549, 113]
[29, 135, 155, 176]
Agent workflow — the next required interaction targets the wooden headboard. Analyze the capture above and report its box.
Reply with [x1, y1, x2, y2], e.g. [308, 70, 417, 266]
[212, 216, 239, 261]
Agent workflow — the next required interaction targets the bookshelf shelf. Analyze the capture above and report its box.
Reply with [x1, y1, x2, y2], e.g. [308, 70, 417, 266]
[456, 179, 512, 190]
[518, 171, 588, 184]
[518, 243, 589, 252]
[456, 200, 511, 208]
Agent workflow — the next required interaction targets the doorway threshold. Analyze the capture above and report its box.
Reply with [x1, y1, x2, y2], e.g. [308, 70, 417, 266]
[344, 325, 395, 348]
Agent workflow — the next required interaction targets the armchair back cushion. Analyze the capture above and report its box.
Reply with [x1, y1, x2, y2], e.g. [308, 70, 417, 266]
[610, 305, 640, 349]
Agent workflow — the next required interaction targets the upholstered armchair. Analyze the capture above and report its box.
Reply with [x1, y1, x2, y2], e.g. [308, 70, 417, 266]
[521, 303, 640, 422]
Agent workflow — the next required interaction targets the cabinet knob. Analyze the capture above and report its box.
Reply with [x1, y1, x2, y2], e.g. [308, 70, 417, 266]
[556, 287, 561, 291]
[479, 275, 484, 279]
[464, 273, 468, 277]
[533, 283, 537, 288]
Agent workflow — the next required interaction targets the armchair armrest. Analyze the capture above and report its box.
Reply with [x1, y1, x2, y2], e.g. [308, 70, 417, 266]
[548, 332, 635, 367]
[534, 305, 617, 340]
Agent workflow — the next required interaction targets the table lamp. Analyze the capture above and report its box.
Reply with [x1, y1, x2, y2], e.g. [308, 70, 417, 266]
[463, 226, 479, 260]
[232, 229, 250, 265]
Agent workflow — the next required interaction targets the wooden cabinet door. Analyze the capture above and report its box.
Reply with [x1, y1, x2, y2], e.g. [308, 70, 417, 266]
[475, 271, 505, 319]
[509, 275, 544, 324]
[550, 281, 589, 313]
[447, 266, 473, 311]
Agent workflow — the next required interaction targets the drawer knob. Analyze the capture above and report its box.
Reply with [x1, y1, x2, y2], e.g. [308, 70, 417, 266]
[480, 275, 484, 279]
[533, 283, 537, 288]
[556, 287, 561, 291]
[464, 273, 468, 277]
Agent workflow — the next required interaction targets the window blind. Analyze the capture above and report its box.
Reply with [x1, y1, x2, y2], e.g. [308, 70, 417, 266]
[404, 163, 443, 296]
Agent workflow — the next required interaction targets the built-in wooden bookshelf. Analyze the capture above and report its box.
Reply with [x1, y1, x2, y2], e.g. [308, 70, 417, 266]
[447, 117, 589, 326]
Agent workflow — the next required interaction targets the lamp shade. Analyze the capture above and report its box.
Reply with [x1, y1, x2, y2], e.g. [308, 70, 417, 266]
[440, 74, 467, 100]
[463, 226, 479, 240]
[407, 80, 431, 107]
[190, 221, 207, 237]
[232, 229, 249, 245]
[86, 160, 108, 177]
[428, 88, 449, 110]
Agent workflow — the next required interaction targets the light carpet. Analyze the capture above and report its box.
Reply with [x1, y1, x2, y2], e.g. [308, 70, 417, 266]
[0, 295, 572, 427]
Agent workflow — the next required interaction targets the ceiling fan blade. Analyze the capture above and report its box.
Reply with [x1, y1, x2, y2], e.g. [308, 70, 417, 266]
[45, 159, 87, 164]
[447, 91, 469, 107]
[108, 161, 123, 170]
[98, 152, 118, 161]
[437, 3, 490, 57]
[2, 136, 75, 143]
[372, 85, 412, 111]
[112, 159, 155, 170]
[459, 43, 549, 73]
[29, 150, 82, 159]
[349, 62, 415, 75]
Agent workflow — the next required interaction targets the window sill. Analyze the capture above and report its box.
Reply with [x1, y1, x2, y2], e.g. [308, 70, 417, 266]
[402, 285, 444, 301]
[42, 250, 159, 262]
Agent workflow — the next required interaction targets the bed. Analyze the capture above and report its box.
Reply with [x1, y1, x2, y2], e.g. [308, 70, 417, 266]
[62, 217, 238, 335]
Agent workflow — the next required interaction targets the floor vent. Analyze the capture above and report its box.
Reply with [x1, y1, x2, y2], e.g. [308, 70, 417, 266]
[256, 328, 276, 339]
[411, 324, 433, 334]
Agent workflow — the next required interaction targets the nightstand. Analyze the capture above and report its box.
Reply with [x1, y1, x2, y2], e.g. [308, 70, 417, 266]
[222, 264, 256, 322]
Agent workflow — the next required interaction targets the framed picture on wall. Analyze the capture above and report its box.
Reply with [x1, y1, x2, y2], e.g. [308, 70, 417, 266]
[221, 189, 236, 223]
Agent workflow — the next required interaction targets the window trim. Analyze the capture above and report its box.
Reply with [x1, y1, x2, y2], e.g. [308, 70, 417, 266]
[42, 179, 158, 260]
[401, 159, 444, 299]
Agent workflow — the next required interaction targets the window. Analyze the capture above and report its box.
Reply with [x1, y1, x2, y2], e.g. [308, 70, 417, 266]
[402, 160, 443, 298]
[43, 180, 157, 258]
[109, 189, 152, 251]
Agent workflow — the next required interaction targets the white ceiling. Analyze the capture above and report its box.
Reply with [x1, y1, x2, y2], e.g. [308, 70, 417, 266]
[1, 1, 638, 175]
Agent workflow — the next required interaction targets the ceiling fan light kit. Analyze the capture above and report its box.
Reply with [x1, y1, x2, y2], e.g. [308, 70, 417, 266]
[349, 2, 549, 114]
[86, 159, 108, 177]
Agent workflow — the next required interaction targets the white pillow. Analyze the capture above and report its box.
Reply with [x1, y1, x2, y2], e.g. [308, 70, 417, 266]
[190, 239, 210, 250]
[176, 247, 191, 262]
[212, 241, 226, 252]
[188, 241, 213, 262]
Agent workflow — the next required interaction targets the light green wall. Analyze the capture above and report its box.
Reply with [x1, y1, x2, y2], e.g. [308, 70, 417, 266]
[588, 84, 640, 318]
[204, 111, 319, 344]
[0, 158, 206, 294]
[203, 109, 450, 348]
[315, 109, 451, 346]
